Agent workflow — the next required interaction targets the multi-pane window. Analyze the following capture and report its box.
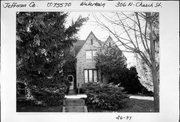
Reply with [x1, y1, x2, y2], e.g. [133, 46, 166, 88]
[86, 51, 92, 59]
[86, 50, 97, 60]
[84, 69, 98, 83]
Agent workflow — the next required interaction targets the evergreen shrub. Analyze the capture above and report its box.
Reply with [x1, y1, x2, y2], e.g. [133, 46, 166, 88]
[82, 82, 129, 110]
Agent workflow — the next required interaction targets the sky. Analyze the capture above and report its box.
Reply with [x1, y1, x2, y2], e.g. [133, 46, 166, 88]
[66, 12, 136, 67]
[67, 12, 111, 41]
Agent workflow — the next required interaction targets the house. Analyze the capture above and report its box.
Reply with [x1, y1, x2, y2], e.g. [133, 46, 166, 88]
[67, 31, 126, 92]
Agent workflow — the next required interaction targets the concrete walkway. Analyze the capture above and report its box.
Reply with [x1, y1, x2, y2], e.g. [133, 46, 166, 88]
[63, 91, 88, 112]
[65, 94, 87, 99]
[63, 98, 88, 112]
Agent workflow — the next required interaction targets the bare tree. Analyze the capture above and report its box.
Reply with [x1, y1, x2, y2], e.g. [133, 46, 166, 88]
[93, 12, 159, 112]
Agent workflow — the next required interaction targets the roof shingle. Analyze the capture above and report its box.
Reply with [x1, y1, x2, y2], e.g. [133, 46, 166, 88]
[73, 40, 86, 56]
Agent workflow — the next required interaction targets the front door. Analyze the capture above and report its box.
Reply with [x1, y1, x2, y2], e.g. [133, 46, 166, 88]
[67, 75, 74, 90]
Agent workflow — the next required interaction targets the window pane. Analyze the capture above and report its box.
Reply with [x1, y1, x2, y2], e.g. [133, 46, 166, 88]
[94, 70, 97, 82]
[86, 51, 92, 59]
[84, 70, 88, 83]
[93, 51, 97, 57]
[89, 70, 93, 82]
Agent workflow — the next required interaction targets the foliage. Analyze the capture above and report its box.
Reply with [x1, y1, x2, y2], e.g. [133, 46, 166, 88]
[62, 49, 76, 79]
[30, 83, 67, 106]
[95, 45, 127, 80]
[82, 82, 129, 110]
[115, 66, 153, 95]
[95, 45, 151, 95]
[93, 12, 159, 111]
[16, 12, 87, 101]
[135, 54, 153, 92]
[17, 81, 26, 98]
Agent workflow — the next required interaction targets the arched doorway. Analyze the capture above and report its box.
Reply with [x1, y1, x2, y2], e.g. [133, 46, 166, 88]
[67, 75, 74, 90]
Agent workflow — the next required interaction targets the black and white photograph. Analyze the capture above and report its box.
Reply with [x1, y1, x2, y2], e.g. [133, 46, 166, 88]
[16, 11, 159, 112]
[1, 1, 179, 122]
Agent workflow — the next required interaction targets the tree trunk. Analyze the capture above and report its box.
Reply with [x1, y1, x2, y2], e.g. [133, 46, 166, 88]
[149, 17, 159, 112]
[151, 66, 159, 112]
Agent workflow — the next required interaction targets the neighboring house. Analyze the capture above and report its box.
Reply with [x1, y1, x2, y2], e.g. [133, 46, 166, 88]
[67, 31, 126, 91]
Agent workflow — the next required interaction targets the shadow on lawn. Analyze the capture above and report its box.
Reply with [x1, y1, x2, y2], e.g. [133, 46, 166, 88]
[88, 98, 154, 112]
[17, 100, 63, 112]
[17, 98, 154, 112]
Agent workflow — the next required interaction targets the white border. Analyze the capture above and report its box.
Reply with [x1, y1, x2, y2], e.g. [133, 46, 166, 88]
[1, 1, 179, 122]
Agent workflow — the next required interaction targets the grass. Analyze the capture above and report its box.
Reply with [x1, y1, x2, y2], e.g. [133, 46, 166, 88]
[17, 96, 154, 112]
[88, 98, 154, 112]
[17, 100, 63, 112]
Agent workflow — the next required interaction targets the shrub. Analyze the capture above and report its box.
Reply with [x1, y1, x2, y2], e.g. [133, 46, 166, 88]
[17, 81, 27, 98]
[108, 66, 153, 95]
[120, 67, 145, 94]
[30, 83, 67, 106]
[82, 82, 129, 110]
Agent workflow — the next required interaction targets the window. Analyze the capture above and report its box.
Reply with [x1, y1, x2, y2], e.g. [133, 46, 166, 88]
[84, 70, 88, 83]
[89, 70, 93, 82]
[93, 70, 97, 82]
[84, 69, 98, 83]
[86, 50, 97, 59]
[86, 51, 92, 59]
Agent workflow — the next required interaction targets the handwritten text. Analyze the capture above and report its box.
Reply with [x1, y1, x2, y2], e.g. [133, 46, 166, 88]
[116, 115, 132, 120]
[3, 2, 36, 8]
[115, 2, 162, 8]
[80, 2, 106, 8]
[47, 2, 71, 8]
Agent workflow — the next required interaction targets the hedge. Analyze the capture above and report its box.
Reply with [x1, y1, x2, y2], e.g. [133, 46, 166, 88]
[30, 83, 67, 106]
[81, 82, 129, 110]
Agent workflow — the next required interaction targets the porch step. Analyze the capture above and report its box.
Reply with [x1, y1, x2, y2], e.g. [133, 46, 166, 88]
[63, 106, 88, 112]
[63, 98, 88, 112]
[63, 99, 85, 106]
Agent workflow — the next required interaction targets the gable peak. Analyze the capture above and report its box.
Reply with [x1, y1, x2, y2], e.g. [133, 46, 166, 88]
[106, 36, 113, 42]
[85, 31, 102, 45]
[88, 31, 97, 39]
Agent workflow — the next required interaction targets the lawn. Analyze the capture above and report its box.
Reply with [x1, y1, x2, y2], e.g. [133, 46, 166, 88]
[17, 97, 154, 112]
[17, 101, 63, 112]
[87, 98, 154, 112]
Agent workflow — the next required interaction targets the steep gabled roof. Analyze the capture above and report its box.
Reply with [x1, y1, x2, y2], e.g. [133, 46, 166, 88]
[103, 36, 114, 46]
[87, 31, 102, 46]
[74, 31, 102, 56]
[106, 36, 113, 41]
[73, 40, 86, 56]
